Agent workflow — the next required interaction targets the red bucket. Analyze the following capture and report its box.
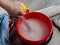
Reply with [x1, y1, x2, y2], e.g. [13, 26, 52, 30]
[16, 12, 53, 45]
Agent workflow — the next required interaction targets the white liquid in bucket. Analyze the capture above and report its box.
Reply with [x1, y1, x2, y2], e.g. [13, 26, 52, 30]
[20, 19, 49, 41]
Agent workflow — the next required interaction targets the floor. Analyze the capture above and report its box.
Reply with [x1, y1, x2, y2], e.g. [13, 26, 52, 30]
[48, 14, 60, 45]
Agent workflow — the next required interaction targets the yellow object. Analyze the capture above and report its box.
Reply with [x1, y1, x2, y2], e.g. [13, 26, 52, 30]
[21, 2, 30, 13]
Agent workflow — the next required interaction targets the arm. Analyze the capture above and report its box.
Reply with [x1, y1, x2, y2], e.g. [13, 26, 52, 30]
[0, 0, 24, 16]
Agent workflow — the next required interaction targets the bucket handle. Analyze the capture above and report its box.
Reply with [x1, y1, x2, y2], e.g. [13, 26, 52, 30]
[21, 2, 30, 14]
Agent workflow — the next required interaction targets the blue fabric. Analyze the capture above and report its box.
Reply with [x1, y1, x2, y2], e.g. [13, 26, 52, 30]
[0, 13, 10, 45]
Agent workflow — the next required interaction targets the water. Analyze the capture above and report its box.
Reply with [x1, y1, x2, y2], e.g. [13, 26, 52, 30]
[20, 19, 49, 41]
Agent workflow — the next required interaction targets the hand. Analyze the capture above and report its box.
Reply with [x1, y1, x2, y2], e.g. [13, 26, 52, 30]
[9, 1, 24, 17]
